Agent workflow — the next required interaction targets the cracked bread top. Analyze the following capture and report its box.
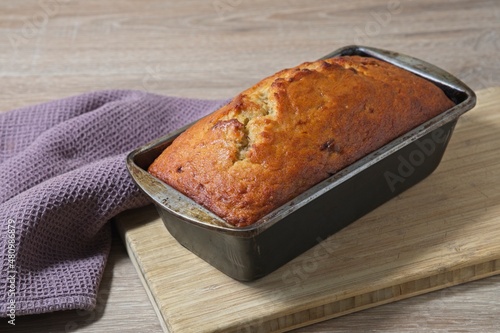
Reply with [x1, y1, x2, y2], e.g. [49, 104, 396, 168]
[148, 56, 455, 227]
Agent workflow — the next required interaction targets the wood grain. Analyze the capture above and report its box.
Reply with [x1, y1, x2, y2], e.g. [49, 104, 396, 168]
[1, 0, 499, 332]
[1, 0, 499, 110]
[115, 88, 500, 333]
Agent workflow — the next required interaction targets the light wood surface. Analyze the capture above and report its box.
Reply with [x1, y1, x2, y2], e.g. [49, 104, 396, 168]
[116, 87, 500, 333]
[1, 0, 499, 332]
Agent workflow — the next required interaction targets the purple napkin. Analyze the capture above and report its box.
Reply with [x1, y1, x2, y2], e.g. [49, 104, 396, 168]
[0, 90, 226, 317]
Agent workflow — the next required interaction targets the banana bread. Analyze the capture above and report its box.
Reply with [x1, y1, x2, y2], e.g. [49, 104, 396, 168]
[148, 56, 455, 227]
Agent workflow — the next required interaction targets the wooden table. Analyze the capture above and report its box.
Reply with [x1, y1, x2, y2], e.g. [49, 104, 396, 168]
[1, 0, 499, 332]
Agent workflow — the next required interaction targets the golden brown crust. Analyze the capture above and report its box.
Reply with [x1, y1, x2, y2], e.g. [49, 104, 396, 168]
[148, 56, 455, 227]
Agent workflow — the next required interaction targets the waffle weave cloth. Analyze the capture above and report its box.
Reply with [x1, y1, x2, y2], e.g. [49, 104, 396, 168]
[0, 90, 226, 316]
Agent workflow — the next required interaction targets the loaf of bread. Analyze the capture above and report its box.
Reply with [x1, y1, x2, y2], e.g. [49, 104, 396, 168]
[148, 56, 455, 227]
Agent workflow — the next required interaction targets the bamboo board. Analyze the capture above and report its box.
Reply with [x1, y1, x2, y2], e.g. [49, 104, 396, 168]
[116, 88, 500, 333]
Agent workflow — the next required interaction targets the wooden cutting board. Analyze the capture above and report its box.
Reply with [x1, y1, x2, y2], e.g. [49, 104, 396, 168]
[115, 87, 500, 333]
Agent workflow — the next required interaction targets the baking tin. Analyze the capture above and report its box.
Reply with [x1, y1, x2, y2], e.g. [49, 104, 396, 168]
[126, 45, 476, 281]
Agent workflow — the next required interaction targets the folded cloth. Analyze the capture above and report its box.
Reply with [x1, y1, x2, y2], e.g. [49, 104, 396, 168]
[0, 90, 227, 316]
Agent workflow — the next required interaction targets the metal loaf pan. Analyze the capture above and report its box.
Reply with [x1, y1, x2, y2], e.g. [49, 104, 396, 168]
[126, 45, 476, 281]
